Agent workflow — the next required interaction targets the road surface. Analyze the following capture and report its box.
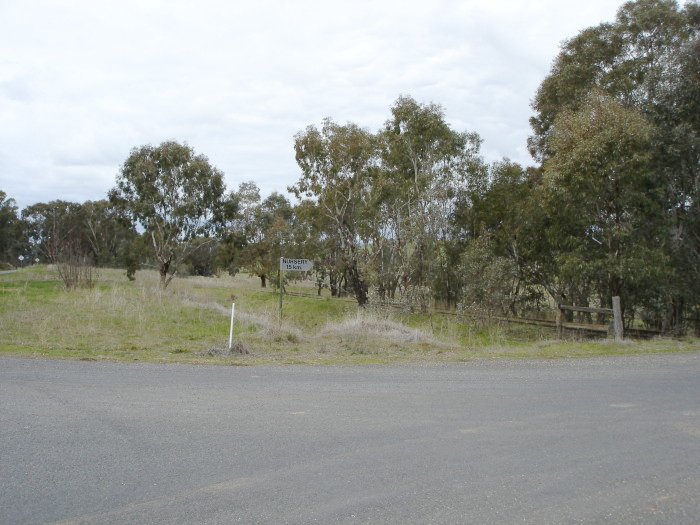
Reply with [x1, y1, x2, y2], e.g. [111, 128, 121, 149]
[1, 354, 699, 524]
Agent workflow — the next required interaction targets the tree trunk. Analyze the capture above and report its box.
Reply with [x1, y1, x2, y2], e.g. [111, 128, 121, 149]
[673, 298, 685, 336]
[329, 270, 338, 297]
[260, 274, 266, 288]
[348, 261, 368, 307]
[663, 296, 685, 336]
[159, 260, 170, 288]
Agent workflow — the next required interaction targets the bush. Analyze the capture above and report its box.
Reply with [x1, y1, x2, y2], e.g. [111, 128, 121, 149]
[56, 251, 98, 289]
[457, 236, 518, 318]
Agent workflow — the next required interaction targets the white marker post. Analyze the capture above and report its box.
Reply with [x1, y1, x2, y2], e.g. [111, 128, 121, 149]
[228, 302, 235, 351]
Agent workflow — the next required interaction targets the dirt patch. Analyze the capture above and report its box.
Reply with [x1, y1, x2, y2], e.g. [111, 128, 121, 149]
[200, 343, 250, 357]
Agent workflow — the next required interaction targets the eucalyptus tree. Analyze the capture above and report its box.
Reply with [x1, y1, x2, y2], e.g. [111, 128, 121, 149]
[109, 141, 230, 288]
[462, 160, 548, 314]
[529, 0, 697, 162]
[19, 199, 137, 270]
[20, 200, 105, 287]
[21, 200, 86, 264]
[0, 190, 25, 264]
[528, 0, 699, 330]
[378, 95, 486, 306]
[541, 93, 667, 315]
[290, 119, 378, 306]
[81, 200, 137, 267]
[292, 198, 341, 295]
[238, 191, 294, 288]
[215, 181, 260, 277]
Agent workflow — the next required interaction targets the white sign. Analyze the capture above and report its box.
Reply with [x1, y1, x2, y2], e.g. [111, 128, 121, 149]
[18, 255, 24, 261]
[280, 258, 313, 272]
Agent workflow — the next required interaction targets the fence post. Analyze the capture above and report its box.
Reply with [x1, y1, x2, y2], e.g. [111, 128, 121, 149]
[612, 296, 623, 342]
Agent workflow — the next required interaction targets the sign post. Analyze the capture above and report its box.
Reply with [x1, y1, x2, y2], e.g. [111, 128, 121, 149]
[278, 259, 283, 321]
[278, 257, 313, 320]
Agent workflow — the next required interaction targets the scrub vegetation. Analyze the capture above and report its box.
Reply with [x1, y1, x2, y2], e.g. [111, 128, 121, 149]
[1, 1, 699, 346]
[1, 266, 697, 365]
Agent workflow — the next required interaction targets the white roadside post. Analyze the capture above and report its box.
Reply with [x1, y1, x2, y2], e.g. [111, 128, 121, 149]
[228, 303, 235, 351]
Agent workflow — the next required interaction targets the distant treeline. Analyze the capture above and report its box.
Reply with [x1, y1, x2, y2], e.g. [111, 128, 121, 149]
[1, 0, 698, 333]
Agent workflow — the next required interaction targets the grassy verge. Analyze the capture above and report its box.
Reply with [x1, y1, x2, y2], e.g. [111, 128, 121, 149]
[1, 266, 698, 365]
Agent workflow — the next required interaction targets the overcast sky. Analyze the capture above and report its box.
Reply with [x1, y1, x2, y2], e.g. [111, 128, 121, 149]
[1, 0, 624, 209]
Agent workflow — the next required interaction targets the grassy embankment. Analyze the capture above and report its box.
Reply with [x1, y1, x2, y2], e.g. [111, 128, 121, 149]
[0, 266, 697, 365]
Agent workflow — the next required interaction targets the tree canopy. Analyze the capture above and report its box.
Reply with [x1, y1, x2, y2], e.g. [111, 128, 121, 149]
[109, 141, 231, 288]
[4, 0, 698, 333]
[0, 190, 24, 264]
[528, 0, 699, 331]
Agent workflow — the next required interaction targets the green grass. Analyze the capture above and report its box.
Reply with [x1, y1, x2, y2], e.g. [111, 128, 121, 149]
[0, 266, 698, 365]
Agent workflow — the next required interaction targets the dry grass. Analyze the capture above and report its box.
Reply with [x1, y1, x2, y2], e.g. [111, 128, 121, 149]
[1, 266, 698, 365]
[182, 298, 305, 343]
[321, 311, 442, 345]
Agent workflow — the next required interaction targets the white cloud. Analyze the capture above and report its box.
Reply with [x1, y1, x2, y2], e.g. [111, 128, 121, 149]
[0, 0, 622, 208]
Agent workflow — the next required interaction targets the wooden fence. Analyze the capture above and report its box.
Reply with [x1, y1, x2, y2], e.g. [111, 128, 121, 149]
[556, 296, 623, 341]
[276, 290, 661, 340]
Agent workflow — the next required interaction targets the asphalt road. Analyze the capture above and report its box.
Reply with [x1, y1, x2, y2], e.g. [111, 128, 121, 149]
[1, 354, 699, 524]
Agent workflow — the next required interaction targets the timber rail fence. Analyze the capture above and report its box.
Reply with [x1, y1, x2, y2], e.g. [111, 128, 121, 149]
[556, 297, 623, 341]
[273, 290, 663, 340]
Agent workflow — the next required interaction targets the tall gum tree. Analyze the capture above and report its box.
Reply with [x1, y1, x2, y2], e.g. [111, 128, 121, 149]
[0, 190, 24, 264]
[109, 141, 230, 288]
[542, 93, 666, 317]
[238, 191, 294, 288]
[528, 0, 699, 331]
[378, 95, 485, 305]
[290, 119, 377, 306]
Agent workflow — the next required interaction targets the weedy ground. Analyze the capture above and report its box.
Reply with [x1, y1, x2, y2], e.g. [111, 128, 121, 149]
[1, 266, 697, 365]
